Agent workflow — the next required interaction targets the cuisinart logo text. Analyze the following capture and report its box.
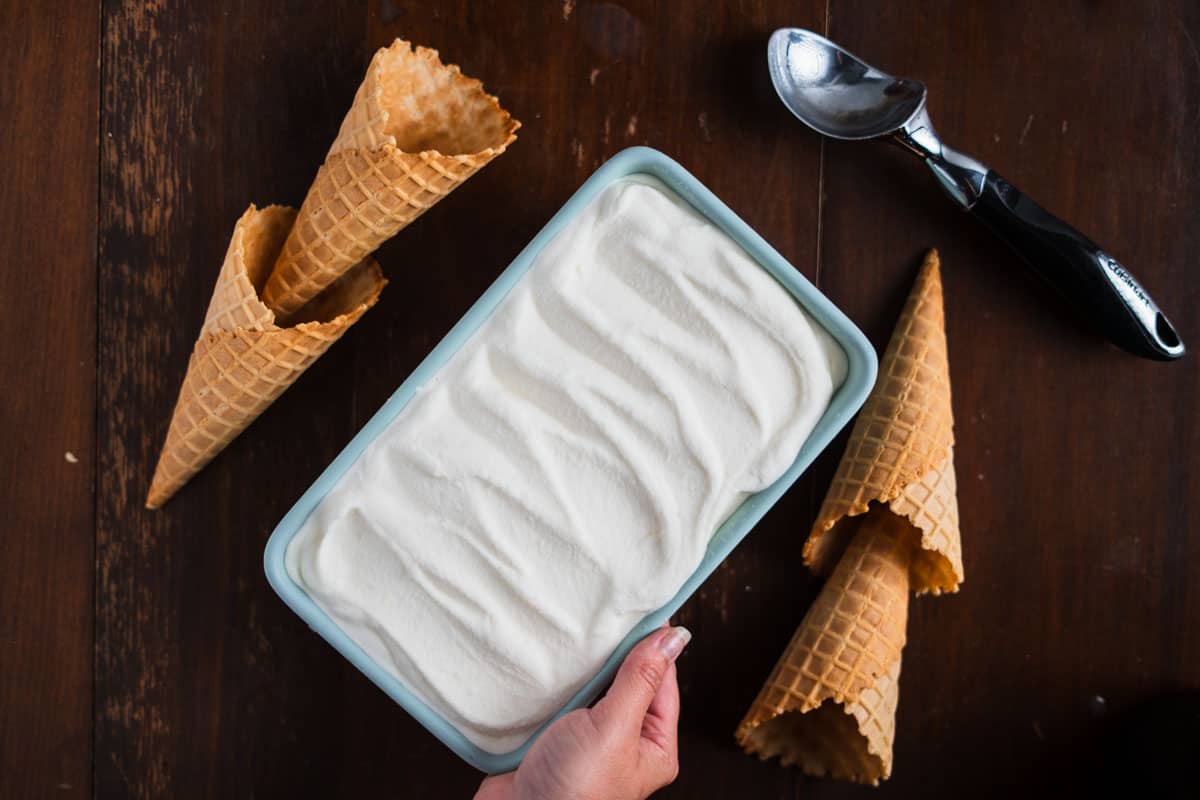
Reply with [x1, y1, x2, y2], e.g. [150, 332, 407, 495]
[1102, 254, 1150, 307]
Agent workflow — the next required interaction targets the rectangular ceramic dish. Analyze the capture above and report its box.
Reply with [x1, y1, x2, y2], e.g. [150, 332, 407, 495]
[264, 146, 877, 774]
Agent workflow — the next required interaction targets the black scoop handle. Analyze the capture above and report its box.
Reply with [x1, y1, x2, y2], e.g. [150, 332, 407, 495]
[970, 171, 1183, 360]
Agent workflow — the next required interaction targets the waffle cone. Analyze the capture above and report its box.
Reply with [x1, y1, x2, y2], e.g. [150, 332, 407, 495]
[736, 512, 914, 785]
[262, 39, 519, 317]
[146, 205, 386, 509]
[805, 250, 963, 594]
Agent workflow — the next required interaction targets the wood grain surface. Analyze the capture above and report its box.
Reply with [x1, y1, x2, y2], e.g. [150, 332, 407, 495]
[0, 2, 98, 798]
[3, 1, 1197, 797]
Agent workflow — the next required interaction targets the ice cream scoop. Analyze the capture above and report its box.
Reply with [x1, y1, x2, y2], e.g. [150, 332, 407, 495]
[768, 27, 1184, 361]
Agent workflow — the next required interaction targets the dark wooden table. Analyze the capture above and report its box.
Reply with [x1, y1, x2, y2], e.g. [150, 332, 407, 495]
[4, 2, 1198, 797]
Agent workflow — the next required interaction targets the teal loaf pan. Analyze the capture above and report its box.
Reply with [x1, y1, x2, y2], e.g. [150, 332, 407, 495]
[265, 146, 878, 774]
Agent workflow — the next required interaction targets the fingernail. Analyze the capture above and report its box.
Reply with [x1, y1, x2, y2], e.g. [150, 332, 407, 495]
[658, 626, 692, 661]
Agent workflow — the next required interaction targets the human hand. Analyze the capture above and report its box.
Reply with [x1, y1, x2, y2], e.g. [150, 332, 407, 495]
[475, 625, 692, 800]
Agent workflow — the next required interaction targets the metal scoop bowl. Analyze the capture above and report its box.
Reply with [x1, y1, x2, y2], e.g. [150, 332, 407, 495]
[768, 27, 1183, 361]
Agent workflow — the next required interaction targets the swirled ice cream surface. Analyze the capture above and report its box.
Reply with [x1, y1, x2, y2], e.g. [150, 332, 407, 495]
[286, 176, 847, 753]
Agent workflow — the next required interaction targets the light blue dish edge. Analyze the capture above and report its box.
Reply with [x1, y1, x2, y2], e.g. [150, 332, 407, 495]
[263, 146, 878, 774]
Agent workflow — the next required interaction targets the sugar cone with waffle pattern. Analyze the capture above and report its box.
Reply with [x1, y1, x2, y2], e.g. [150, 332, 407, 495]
[736, 250, 962, 783]
[736, 512, 912, 783]
[261, 40, 520, 317]
[148, 39, 516, 507]
[806, 250, 962, 595]
[145, 206, 386, 508]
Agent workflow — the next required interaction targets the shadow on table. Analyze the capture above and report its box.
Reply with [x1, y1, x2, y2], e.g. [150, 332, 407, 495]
[1067, 688, 1198, 799]
[993, 688, 1200, 799]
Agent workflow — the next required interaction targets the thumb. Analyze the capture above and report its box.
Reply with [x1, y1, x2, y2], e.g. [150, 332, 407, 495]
[473, 773, 515, 800]
[595, 626, 691, 732]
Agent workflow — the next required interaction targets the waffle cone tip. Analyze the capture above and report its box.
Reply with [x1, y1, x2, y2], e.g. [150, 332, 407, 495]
[805, 248, 962, 594]
[145, 207, 385, 509]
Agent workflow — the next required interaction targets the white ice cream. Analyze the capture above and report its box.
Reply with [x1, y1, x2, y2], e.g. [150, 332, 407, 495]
[286, 177, 846, 753]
